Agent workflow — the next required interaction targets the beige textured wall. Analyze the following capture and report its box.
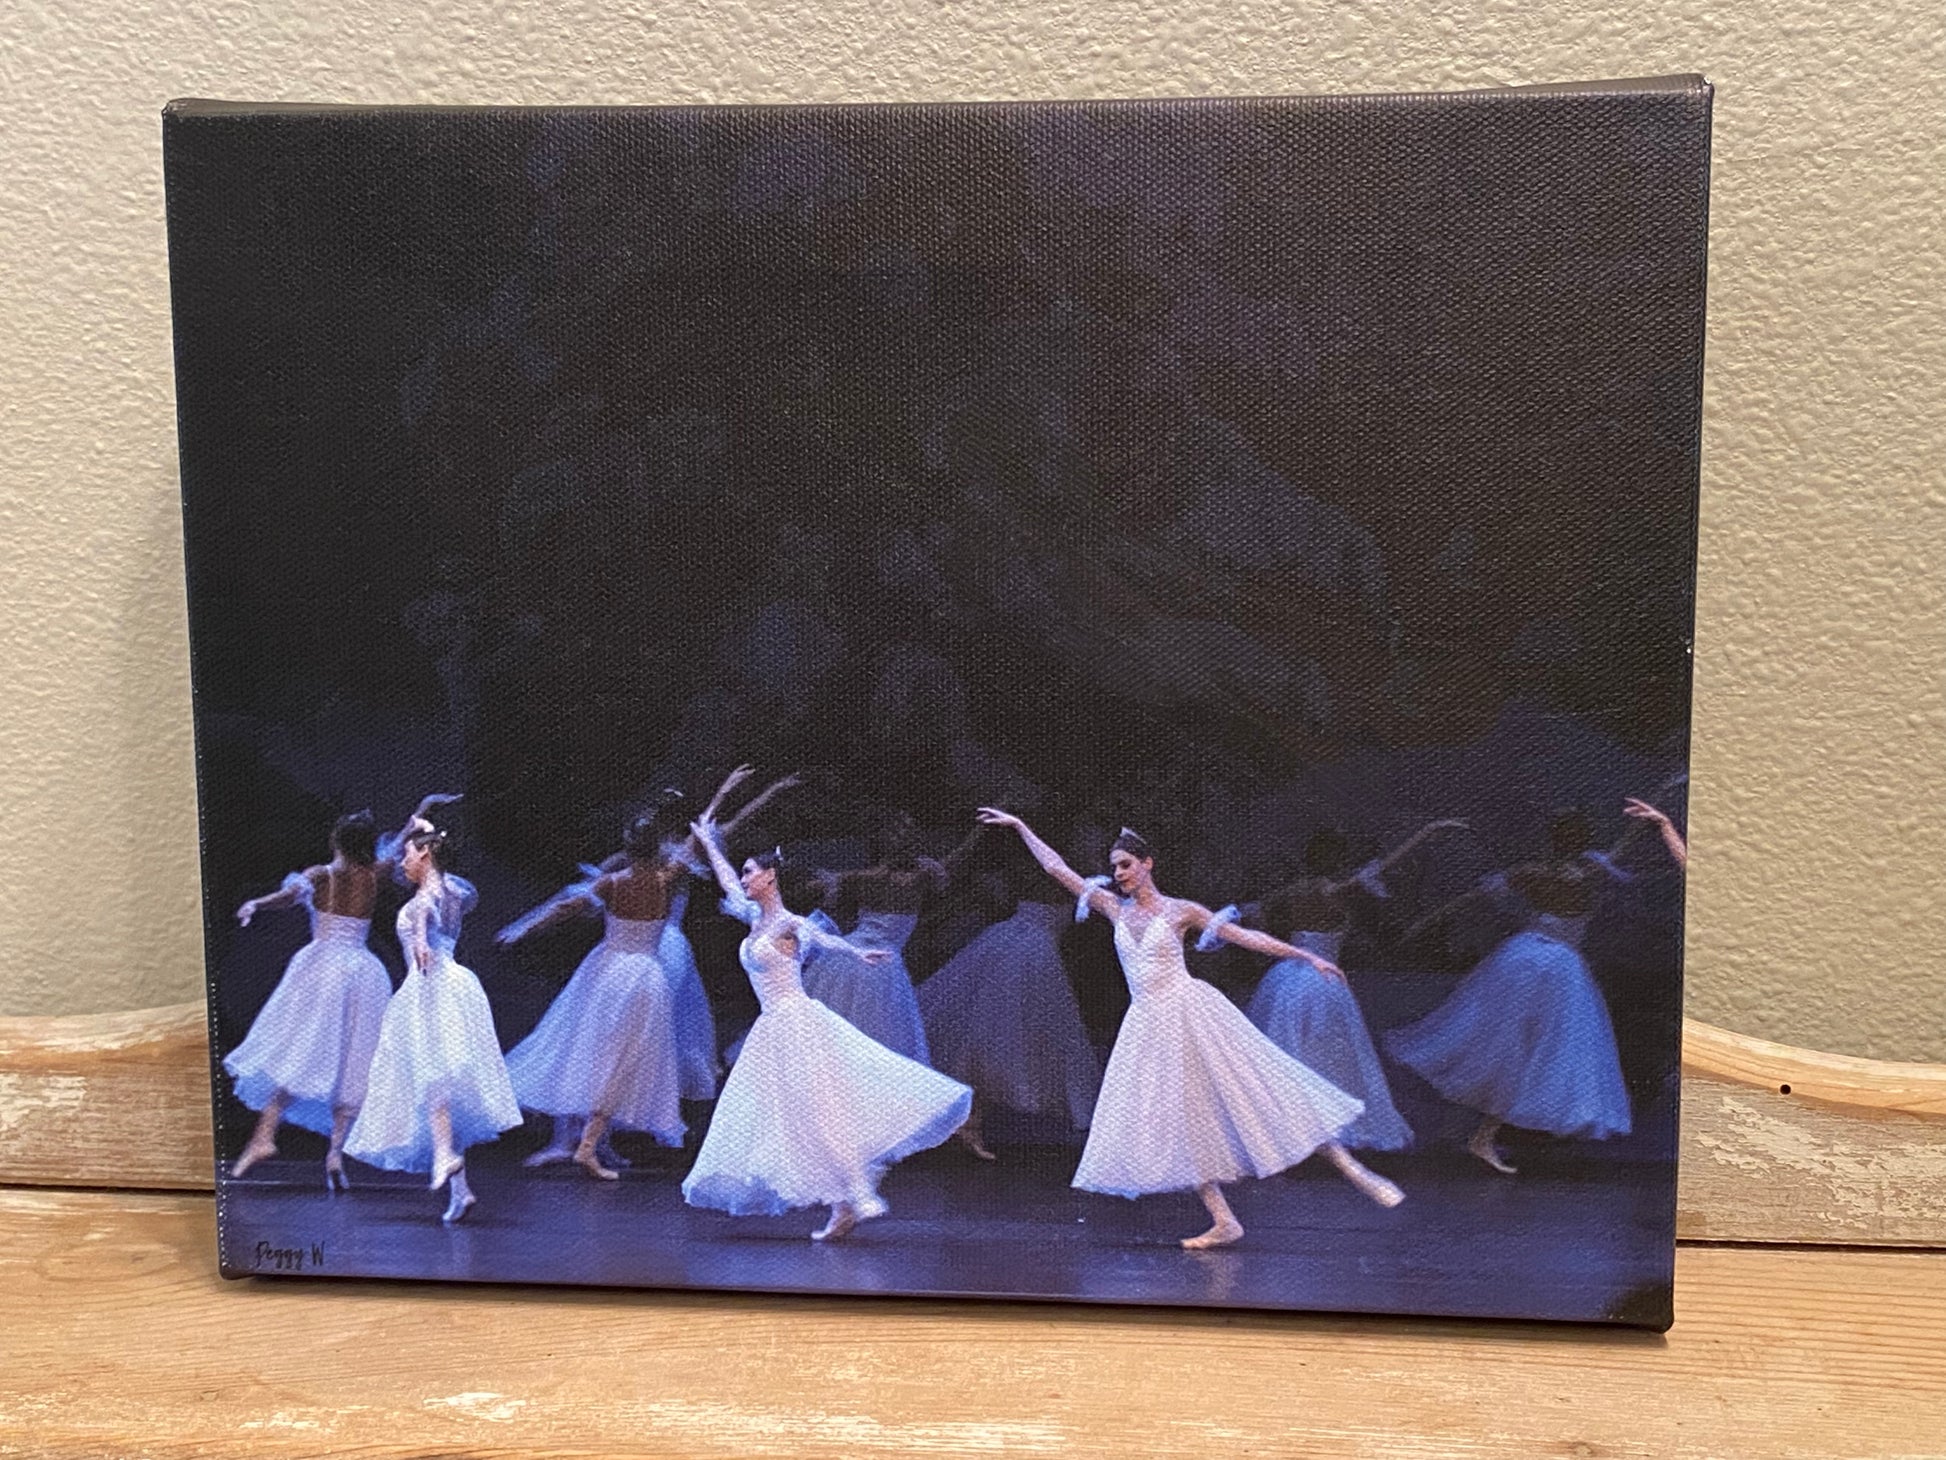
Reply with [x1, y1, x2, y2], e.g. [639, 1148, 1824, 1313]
[1, 1, 1940, 1058]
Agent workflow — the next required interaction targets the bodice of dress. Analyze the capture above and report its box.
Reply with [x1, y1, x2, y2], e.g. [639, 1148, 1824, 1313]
[604, 914, 668, 953]
[311, 910, 371, 945]
[1287, 929, 1345, 962]
[1530, 911, 1590, 949]
[398, 877, 476, 962]
[1111, 914, 1193, 1000]
[848, 910, 918, 953]
[738, 919, 812, 1013]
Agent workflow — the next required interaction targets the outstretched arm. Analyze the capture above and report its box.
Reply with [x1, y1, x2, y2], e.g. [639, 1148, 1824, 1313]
[1624, 798, 1688, 868]
[1183, 902, 1343, 978]
[792, 915, 891, 964]
[235, 868, 321, 926]
[976, 808, 1117, 919]
[720, 771, 803, 839]
[495, 882, 603, 946]
[1333, 818, 1471, 895]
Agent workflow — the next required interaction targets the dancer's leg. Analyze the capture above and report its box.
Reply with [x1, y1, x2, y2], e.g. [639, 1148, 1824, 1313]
[232, 1090, 290, 1176]
[428, 1102, 462, 1190]
[325, 1105, 354, 1191]
[955, 1099, 997, 1161]
[1466, 1116, 1517, 1175]
[1323, 1142, 1406, 1206]
[812, 1202, 859, 1242]
[1183, 1182, 1244, 1249]
[442, 1165, 476, 1224]
[523, 1114, 581, 1167]
[574, 1113, 621, 1180]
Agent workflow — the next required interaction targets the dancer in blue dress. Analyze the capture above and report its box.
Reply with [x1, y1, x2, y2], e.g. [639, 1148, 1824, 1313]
[225, 804, 446, 1189]
[978, 810, 1404, 1250]
[798, 811, 969, 1063]
[1385, 808, 1651, 1174]
[1235, 821, 1467, 1153]
[344, 808, 520, 1223]
[682, 814, 972, 1241]
[496, 791, 693, 1179]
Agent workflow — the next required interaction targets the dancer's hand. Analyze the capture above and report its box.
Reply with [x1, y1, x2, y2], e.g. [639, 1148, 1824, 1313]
[689, 816, 718, 845]
[1427, 818, 1470, 832]
[975, 807, 1022, 830]
[721, 764, 756, 793]
[1623, 797, 1670, 827]
[1311, 957, 1346, 983]
[235, 900, 256, 927]
[415, 792, 464, 814]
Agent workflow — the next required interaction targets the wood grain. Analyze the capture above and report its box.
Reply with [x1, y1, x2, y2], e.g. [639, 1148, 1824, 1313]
[0, 1188, 1940, 1459]
[3, 1003, 1943, 1247]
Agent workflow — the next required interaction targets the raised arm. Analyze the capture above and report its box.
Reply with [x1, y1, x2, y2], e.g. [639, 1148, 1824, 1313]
[689, 817, 746, 904]
[1183, 901, 1343, 978]
[976, 808, 1117, 919]
[1334, 818, 1471, 895]
[720, 771, 803, 839]
[375, 792, 464, 876]
[1623, 798, 1688, 868]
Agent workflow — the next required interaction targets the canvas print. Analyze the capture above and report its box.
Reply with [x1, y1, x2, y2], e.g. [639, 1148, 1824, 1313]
[166, 78, 1710, 1327]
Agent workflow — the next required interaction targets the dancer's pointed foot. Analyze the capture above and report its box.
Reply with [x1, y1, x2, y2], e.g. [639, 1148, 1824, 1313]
[811, 1204, 858, 1242]
[594, 1138, 631, 1170]
[430, 1153, 464, 1192]
[573, 1137, 620, 1181]
[523, 1143, 575, 1168]
[1182, 1218, 1244, 1250]
[1467, 1129, 1518, 1175]
[232, 1137, 277, 1178]
[441, 1186, 476, 1224]
[1326, 1147, 1406, 1207]
[324, 1153, 351, 1193]
[956, 1127, 997, 1162]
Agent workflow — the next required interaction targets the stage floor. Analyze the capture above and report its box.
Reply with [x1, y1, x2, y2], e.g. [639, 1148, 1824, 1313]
[218, 1132, 1672, 1327]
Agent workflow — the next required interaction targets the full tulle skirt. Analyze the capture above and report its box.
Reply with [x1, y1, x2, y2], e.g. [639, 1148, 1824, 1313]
[918, 915, 1099, 1127]
[503, 942, 685, 1146]
[683, 993, 972, 1217]
[1384, 931, 1631, 1139]
[659, 923, 720, 1100]
[225, 937, 393, 1137]
[344, 958, 523, 1172]
[1074, 978, 1363, 1197]
[1248, 962, 1413, 1151]
[801, 946, 931, 1064]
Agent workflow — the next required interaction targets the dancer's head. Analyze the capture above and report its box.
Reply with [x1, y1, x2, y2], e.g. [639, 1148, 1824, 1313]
[740, 845, 786, 900]
[625, 787, 688, 856]
[1108, 826, 1157, 896]
[330, 809, 378, 866]
[1547, 806, 1593, 861]
[402, 814, 455, 884]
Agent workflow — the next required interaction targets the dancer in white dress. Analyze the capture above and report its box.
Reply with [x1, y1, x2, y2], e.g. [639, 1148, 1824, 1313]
[225, 805, 436, 1189]
[918, 857, 1101, 1158]
[978, 810, 1405, 1249]
[496, 792, 692, 1179]
[1386, 807, 1664, 1174]
[800, 812, 967, 1063]
[1234, 821, 1467, 1153]
[344, 810, 521, 1223]
[682, 815, 972, 1241]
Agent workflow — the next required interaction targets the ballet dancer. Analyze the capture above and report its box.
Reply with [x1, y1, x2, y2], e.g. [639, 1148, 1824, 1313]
[918, 853, 1102, 1159]
[1234, 820, 1468, 1152]
[681, 814, 971, 1241]
[343, 806, 521, 1223]
[1385, 808, 1636, 1175]
[496, 790, 693, 1179]
[1623, 797, 1688, 868]
[225, 800, 451, 1187]
[977, 809, 1404, 1250]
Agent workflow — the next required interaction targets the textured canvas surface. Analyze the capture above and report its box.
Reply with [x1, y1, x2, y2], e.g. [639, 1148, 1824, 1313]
[167, 80, 1708, 1324]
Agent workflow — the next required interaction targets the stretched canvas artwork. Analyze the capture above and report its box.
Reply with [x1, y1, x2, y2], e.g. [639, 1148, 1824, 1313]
[166, 76, 1710, 1327]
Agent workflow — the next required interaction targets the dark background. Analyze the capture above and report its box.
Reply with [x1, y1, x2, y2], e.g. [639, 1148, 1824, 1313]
[166, 89, 1706, 1125]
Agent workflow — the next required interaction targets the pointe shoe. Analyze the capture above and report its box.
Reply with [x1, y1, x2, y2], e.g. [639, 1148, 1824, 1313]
[232, 1139, 277, 1178]
[324, 1154, 351, 1193]
[430, 1154, 464, 1192]
[573, 1140, 620, 1181]
[1468, 1133, 1518, 1176]
[957, 1129, 997, 1162]
[522, 1145, 575, 1168]
[1183, 1220, 1244, 1250]
[811, 1207, 858, 1242]
[441, 1187, 476, 1225]
[1347, 1166, 1406, 1208]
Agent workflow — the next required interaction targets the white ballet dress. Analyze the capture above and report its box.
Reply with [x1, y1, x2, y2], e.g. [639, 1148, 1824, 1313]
[800, 909, 932, 1063]
[344, 878, 522, 1171]
[1073, 910, 1364, 1197]
[660, 878, 721, 1100]
[223, 873, 393, 1137]
[1385, 911, 1631, 1139]
[918, 898, 1100, 1128]
[1246, 929, 1413, 1151]
[683, 911, 972, 1217]
[503, 912, 685, 1146]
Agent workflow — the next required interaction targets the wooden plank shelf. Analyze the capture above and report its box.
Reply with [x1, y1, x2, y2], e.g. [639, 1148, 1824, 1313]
[3, 1003, 1943, 1455]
